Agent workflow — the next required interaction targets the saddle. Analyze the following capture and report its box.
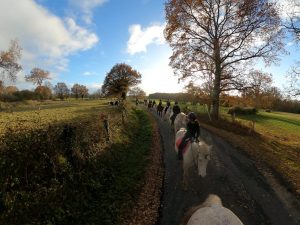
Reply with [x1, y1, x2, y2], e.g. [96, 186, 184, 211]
[175, 137, 191, 155]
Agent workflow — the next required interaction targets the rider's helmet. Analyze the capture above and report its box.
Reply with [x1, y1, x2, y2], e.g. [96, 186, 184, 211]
[188, 112, 197, 121]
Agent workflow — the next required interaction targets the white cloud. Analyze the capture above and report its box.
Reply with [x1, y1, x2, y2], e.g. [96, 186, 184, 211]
[139, 50, 186, 95]
[0, 0, 99, 82]
[69, 0, 108, 24]
[84, 82, 102, 93]
[83, 71, 97, 76]
[127, 23, 166, 55]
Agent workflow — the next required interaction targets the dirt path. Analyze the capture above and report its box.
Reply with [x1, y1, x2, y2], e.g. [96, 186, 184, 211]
[152, 111, 300, 225]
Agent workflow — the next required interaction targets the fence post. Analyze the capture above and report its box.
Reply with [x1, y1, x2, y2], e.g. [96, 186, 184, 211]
[100, 113, 110, 142]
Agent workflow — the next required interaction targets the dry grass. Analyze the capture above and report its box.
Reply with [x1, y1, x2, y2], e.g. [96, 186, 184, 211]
[198, 116, 300, 197]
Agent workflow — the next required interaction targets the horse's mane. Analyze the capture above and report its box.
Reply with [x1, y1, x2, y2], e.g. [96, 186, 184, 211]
[197, 138, 212, 155]
[180, 195, 222, 225]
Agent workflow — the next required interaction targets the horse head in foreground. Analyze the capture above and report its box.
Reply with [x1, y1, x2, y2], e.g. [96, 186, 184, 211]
[181, 194, 244, 225]
[175, 128, 212, 189]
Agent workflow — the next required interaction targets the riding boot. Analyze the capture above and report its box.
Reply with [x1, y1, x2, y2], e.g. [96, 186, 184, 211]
[177, 148, 183, 160]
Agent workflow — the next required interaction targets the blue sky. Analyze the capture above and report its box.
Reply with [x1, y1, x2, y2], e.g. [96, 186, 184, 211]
[0, 0, 299, 95]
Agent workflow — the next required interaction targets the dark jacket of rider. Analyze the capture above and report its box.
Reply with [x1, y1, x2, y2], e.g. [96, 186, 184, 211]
[177, 112, 200, 160]
[171, 103, 181, 125]
[166, 100, 171, 107]
[172, 104, 181, 115]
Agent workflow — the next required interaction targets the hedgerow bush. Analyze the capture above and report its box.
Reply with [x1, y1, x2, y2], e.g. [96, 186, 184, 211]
[228, 106, 257, 115]
[0, 108, 152, 225]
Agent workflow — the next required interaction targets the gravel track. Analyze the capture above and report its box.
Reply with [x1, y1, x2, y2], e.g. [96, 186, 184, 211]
[152, 111, 300, 225]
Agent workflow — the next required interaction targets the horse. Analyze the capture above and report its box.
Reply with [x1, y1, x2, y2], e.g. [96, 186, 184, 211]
[163, 106, 172, 122]
[157, 104, 164, 117]
[181, 194, 244, 225]
[174, 112, 187, 133]
[175, 128, 212, 189]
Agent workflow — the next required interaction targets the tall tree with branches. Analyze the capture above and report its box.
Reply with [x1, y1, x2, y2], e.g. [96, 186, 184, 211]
[281, 0, 300, 97]
[165, 0, 284, 119]
[282, 0, 300, 41]
[0, 40, 22, 83]
[101, 63, 142, 99]
[25, 67, 51, 86]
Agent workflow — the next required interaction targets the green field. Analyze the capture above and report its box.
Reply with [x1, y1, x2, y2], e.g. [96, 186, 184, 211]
[175, 102, 300, 193]
[178, 102, 300, 147]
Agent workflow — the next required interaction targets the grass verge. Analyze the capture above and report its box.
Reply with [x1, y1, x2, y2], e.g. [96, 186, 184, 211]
[0, 107, 153, 225]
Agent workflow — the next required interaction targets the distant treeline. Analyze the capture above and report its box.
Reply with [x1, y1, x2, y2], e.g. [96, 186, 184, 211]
[148, 92, 300, 114]
[148, 92, 191, 102]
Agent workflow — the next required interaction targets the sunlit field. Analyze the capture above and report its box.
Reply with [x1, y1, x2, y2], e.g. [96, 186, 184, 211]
[179, 102, 300, 147]
[0, 99, 108, 136]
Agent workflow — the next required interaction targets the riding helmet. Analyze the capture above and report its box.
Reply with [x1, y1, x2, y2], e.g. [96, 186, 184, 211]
[188, 112, 197, 121]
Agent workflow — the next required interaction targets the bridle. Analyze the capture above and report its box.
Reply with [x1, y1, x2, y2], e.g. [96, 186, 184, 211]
[191, 138, 210, 168]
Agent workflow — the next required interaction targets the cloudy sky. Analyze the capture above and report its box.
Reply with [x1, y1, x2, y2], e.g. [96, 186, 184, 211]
[0, 0, 299, 94]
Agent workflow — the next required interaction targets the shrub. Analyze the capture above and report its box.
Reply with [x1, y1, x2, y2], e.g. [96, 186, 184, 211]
[228, 106, 257, 115]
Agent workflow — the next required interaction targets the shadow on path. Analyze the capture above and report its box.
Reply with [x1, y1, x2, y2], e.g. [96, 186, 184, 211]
[152, 111, 300, 225]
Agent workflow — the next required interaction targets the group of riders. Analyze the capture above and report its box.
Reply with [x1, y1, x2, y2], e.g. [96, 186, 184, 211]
[143, 98, 201, 161]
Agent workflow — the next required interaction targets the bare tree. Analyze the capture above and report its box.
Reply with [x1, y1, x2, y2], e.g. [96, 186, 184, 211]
[282, 0, 300, 41]
[128, 86, 146, 99]
[165, 0, 283, 119]
[0, 40, 22, 83]
[25, 68, 51, 86]
[281, 0, 300, 97]
[286, 62, 300, 97]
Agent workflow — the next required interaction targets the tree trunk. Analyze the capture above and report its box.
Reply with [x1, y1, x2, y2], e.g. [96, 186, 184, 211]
[211, 70, 221, 120]
[211, 40, 222, 120]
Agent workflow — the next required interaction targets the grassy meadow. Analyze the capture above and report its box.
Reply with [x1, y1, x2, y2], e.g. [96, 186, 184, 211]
[0, 99, 110, 136]
[0, 99, 154, 225]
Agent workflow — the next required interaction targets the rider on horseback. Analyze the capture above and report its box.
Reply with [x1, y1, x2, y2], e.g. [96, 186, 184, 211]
[177, 112, 200, 160]
[164, 99, 171, 114]
[170, 101, 181, 126]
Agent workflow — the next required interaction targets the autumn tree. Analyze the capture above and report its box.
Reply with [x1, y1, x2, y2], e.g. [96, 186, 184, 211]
[128, 86, 146, 99]
[0, 40, 22, 83]
[25, 68, 51, 86]
[54, 82, 70, 100]
[165, 0, 283, 119]
[101, 63, 141, 99]
[71, 84, 89, 99]
[286, 63, 300, 97]
[4, 86, 19, 94]
[35, 86, 52, 100]
[244, 70, 273, 108]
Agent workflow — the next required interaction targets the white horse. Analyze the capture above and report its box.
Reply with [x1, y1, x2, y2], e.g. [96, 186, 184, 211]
[175, 128, 212, 189]
[181, 194, 244, 225]
[174, 112, 187, 133]
[163, 106, 172, 123]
